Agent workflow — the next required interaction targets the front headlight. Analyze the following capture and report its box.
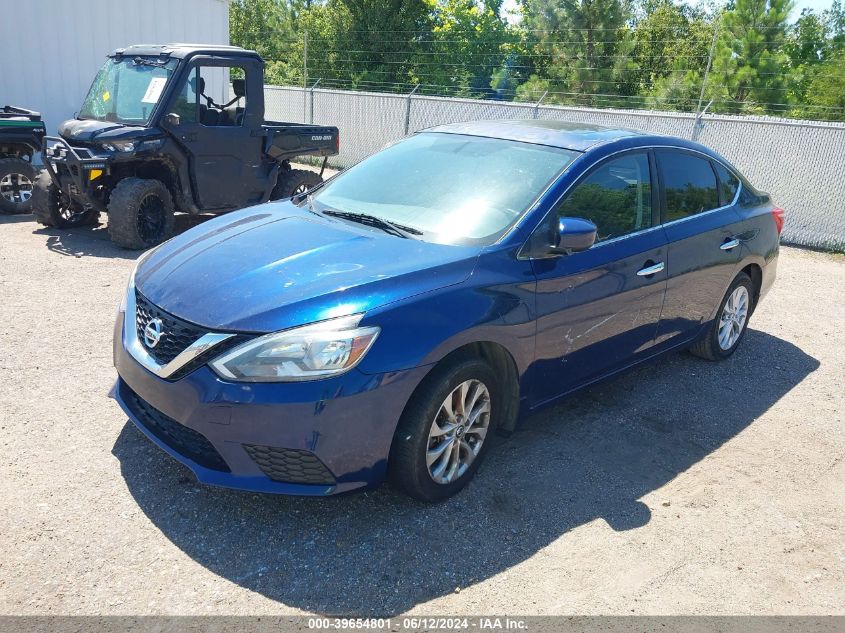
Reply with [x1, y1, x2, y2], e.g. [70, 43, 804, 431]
[101, 140, 136, 153]
[210, 314, 380, 382]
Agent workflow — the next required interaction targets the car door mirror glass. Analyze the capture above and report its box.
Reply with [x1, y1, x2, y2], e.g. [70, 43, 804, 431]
[163, 112, 181, 127]
[550, 217, 597, 254]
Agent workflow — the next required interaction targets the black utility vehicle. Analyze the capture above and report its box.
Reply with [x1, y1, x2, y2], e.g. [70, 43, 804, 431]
[0, 106, 45, 215]
[34, 44, 339, 249]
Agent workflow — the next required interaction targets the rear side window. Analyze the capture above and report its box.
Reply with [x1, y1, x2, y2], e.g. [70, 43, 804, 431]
[658, 151, 720, 222]
[556, 152, 652, 242]
[713, 161, 740, 205]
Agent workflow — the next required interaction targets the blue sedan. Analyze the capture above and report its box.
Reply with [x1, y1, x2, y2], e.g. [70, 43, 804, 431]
[111, 120, 782, 501]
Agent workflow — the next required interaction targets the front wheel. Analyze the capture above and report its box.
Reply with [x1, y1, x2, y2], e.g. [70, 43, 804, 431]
[0, 158, 37, 214]
[31, 170, 99, 227]
[690, 272, 754, 361]
[107, 178, 175, 249]
[388, 357, 501, 502]
[270, 169, 323, 201]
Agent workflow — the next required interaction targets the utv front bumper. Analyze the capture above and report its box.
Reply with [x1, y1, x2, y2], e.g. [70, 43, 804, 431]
[41, 136, 111, 208]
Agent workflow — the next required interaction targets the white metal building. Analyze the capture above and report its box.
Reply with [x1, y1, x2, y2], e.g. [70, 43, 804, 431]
[0, 0, 230, 135]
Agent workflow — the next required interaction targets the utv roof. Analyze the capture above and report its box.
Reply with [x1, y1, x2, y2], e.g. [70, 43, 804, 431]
[426, 119, 649, 152]
[111, 43, 261, 61]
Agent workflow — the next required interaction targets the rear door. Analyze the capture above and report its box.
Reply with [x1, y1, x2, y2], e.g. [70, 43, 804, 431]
[528, 151, 668, 406]
[653, 149, 746, 347]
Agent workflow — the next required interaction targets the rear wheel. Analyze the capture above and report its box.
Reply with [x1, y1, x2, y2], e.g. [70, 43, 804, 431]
[388, 357, 501, 502]
[0, 158, 37, 214]
[270, 168, 322, 200]
[690, 272, 754, 361]
[107, 178, 175, 249]
[31, 170, 99, 227]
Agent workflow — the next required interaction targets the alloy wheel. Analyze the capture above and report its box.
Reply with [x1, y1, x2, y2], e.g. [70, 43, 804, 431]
[0, 172, 33, 204]
[718, 285, 749, 350]
[426, 379, 491, 485]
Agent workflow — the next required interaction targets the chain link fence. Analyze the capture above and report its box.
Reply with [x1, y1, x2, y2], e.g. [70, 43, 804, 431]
[264, 85, 845, 251]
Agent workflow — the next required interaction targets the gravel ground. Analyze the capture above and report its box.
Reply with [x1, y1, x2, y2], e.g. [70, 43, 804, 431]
[0, 205, 843, 616]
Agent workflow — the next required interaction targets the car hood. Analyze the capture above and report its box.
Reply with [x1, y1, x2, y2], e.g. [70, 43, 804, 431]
[135, 202, 481, 332]
[59, 118, 159, 143]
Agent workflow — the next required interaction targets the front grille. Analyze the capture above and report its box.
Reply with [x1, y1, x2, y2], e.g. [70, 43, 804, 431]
[135, 291, 209, 365]
[121, 382, 230, 472]
[243, 444, 335, 485]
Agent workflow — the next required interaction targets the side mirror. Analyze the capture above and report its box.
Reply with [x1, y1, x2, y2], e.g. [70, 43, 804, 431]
[162, 112, 181, 127]
[550, 217, 597, 254]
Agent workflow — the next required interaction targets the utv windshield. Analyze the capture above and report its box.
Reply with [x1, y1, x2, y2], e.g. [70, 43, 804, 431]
[78, 56, 179, 125]
[311, 133, 579, 246]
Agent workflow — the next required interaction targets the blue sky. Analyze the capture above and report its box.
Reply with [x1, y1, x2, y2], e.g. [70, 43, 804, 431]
[792, 0, 835, 16]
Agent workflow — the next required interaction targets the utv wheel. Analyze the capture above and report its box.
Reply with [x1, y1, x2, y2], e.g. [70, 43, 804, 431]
[31, 170, 99, 227]
[690, 272, 754, 361]
[388, 357, 501, 502]
[270, 169, 322, 200]
[107, 178, 175, 249]
[0, 158, 37, 214]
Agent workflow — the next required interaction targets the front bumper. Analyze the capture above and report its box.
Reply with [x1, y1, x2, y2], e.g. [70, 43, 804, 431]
[111, 312, 429, 495]
[41, 136, 111, 207]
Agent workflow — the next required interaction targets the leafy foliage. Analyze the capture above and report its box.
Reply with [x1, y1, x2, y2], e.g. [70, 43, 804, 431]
[229, 0, 845, 120]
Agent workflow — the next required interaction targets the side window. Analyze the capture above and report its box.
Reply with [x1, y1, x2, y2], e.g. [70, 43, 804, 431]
[170, 67, 198, 123]
[713, 161, 740, 205]
[168, 65, 247, 127]
[197, 65, 247, 127]
[659, 151, 720, 221]
[556, 153, 652, 242]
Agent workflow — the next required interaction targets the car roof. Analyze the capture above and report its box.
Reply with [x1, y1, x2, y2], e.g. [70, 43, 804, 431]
[111, 43, 261, 61]
[425, 119, 650, 152]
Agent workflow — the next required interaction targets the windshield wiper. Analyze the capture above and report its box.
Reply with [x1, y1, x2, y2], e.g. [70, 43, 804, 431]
[323, 210, 422, 239]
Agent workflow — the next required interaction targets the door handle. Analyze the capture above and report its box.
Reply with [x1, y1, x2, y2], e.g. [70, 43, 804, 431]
[720, 238, 740, 251]
[637, 262, 665, 277]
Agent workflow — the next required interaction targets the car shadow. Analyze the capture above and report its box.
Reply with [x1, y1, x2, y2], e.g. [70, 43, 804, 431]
[27, 213, 214, 260]
[112, 329, 819, 615]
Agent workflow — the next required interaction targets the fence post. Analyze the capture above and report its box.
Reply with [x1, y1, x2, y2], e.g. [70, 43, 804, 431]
[309, 78, 321, 124]
[404, 84, 421, 136]
[693, 19, 720, 140]
[533, 90, 548, 119]
[302, 31, 308, 123]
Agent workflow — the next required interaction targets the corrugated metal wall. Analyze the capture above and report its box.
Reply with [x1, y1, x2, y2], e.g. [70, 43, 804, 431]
[0, 0, 230, 135]
[265, 86, 845, 251]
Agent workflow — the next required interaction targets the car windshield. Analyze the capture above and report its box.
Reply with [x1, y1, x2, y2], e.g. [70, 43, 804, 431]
[79, 56, 178, 125]
[311, 133, 579, 246]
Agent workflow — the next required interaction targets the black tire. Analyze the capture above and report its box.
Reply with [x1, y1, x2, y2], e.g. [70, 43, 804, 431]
[31, 170, 99, 227]
[689, 272, 755, 361]
[270, 169, 322, 201]
[388, 356, 502, 502]
[107, 178, 175, 250]
[0, 158, 38, 214]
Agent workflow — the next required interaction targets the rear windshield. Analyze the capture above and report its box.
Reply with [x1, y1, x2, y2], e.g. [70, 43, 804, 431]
[311, 132, 579, 246]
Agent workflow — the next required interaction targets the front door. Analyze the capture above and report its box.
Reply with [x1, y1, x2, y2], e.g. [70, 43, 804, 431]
[165, 61, 266, 210]
[528, 151, 668, 406]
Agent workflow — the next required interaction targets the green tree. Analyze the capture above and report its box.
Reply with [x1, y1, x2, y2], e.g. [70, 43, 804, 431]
[230, 0, 300, 84]
[631, 0, 715, 111]
[520, 0, 637, 107]
[802, 50, 845, 120]
[709, 0, 794, 115]
[424, 0, 521, 96]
